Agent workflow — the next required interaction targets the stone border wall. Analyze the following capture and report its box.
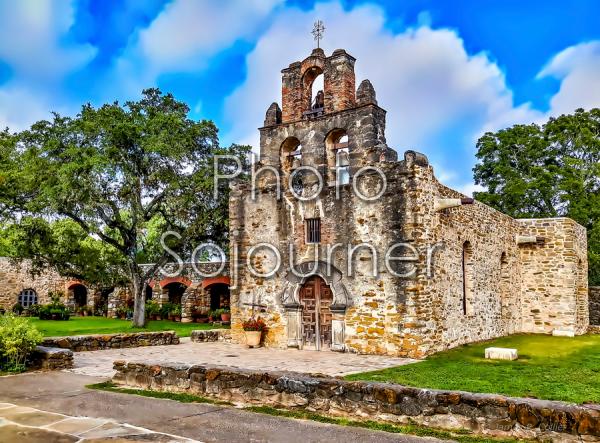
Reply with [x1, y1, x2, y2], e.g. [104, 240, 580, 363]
[28, 346, 74, 370]
[42, 331, 179, 352]
[590, 287, 600, 326]
[190, 329, 232, 343]
[112, 362, 599, 441]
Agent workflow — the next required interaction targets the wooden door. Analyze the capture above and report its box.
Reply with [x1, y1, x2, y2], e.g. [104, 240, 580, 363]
[299, 276, 333, 350]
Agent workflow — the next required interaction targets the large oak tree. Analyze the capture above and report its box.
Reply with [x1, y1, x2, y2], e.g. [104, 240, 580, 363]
[473, 108, 600, 285]
[0, 89, 249, 326]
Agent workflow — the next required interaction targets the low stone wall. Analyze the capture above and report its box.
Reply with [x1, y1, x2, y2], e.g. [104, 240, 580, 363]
[190, 329, 232, 343]
[28, 346, 73, 370]
[588, 325, 600, 334]
[113, 362, 599, 442]
[42, 331, 179, 352]
[590, 287, 600, 325]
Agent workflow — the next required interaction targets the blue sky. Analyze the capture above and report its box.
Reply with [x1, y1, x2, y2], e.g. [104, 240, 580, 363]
[1, 0, 599, 194]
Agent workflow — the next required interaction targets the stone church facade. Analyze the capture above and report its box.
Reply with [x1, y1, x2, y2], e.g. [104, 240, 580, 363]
[228, 47, 589, 358]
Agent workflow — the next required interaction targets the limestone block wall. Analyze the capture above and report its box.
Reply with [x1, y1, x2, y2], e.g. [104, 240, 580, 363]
[412, 172, 523, 356]
[0, 258, 70, 310]
[590, 287, 600, 325]
[517, 218, 588, 334]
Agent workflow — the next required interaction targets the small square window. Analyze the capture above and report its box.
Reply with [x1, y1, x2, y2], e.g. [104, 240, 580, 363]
[305, 218, 321, 244]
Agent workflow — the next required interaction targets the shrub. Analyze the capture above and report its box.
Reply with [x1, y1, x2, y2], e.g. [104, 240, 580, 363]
[25, 304, 41, 317]
[242, 317, 267, 332]
[0, 313, 43, 372]
[12, 303, 24, 315]
[38, 298, 70, 321]
[145, 300, 160, 317]
[170, 304, 182, 316]
[160, 302, 172, 319]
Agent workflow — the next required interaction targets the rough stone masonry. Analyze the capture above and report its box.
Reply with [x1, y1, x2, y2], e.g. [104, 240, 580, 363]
[228, 46, 589, 358]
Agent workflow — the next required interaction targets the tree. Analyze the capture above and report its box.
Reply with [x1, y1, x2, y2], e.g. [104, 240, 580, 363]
[0, 89, 250, 326]
[473, 108, 600, 285]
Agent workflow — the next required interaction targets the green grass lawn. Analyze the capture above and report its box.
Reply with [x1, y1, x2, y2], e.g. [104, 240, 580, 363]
[27, 316, 228, 338]
[346, 334, 600, 404]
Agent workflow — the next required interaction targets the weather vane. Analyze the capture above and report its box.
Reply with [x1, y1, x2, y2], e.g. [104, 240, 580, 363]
[312, 20, 325, 48]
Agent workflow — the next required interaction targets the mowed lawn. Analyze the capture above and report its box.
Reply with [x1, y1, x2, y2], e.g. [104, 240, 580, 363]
[346, 334, 600, 404]
[27, 316, 228, 338]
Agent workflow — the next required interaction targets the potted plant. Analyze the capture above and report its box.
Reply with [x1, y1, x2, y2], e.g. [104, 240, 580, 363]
[145, 300, 160, 321]
[242, 317, 266, 348]
[208, 310, 217, 323]
[160, 302, 172, 321]
[115, 306, 127, 320]
[217, 308, 231, 322]
[170, 304, 182, 322]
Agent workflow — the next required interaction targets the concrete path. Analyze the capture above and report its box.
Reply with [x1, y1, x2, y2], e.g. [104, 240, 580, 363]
[70, 338, 416, 378]
[0, 371, 447, 443]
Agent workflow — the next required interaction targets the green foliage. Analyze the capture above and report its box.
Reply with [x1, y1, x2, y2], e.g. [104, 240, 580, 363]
[160, 302, 173, 318]
[0, 313, 43, 372]
[0, 89, 251, 326]
[473, 108, 600, 284]
[347, 334, 600, 404]
[169, 304, 182, 316]
[145, 300, 160, 316]
[38, 293, 70, 321]
[11, 302, 24, 315]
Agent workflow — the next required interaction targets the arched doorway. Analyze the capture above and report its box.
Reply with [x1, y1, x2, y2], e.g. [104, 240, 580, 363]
[299, 275, 333, 351]
[72, 284, 88, 308]
[164, 282, 187, 305]
[207, 283, 230, 311]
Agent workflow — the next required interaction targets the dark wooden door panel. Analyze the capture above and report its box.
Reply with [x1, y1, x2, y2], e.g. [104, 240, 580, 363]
[299, 276, 333, 351]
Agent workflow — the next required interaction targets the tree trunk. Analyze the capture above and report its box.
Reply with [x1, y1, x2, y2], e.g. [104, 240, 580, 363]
[130, 269, 146, 327]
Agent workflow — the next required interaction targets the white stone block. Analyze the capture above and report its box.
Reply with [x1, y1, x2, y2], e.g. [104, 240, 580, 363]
[484, 347, 518, 360]
[552, 329, 575, 337]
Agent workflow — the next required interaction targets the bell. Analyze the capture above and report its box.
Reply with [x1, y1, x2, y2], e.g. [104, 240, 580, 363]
[336, 151, 349, 167]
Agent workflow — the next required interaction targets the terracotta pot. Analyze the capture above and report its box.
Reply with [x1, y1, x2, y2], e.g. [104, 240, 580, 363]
[245, 330, 262, 347]
[221, 313, 231, 322]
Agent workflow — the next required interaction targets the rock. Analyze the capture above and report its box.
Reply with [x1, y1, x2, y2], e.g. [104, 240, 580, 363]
[552, 329, 575, 337]
[485, 347, 518, 360]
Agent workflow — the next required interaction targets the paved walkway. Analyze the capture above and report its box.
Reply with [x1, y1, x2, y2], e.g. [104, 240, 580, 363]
[0, 401, 196, 442]
[70, 338, 416, 377]
[0, 372, 447, 443]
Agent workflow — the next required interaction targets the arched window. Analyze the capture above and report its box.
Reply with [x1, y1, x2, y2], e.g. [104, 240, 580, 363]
[18, 289, 38, 307]
[325, 129, 350, 186]
[280, 137, 302, 173]
[302, 66, 324, 117]
[462, 241, 474, 315]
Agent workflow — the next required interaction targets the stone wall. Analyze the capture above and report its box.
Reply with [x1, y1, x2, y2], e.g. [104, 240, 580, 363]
[42, 331, 179, 351]
[28, 346, 74, 370]
[517, 219, 589, 334]
[190, 329, 232, 343]
[0, 258, 70, 310]
[113, 361, 600, 441]
[590, 287, 600, 325]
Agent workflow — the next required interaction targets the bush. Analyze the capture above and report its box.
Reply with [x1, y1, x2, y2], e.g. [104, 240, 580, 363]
[25, 304, 41, 317]
[38, 298, 70, 321]
[12, 302, 24, 315]
[0, 313, 43, 372]
[160, 302, 172, 319]
[145, 300, 160, 317]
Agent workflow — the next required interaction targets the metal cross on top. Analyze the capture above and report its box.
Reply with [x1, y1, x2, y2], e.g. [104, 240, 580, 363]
[312, 20, 325, 48]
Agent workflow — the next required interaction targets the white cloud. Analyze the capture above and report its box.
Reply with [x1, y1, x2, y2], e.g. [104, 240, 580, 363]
[0, 0, 95, 81]
[223, 2, 540, 164]
[0, 0, 96, 131]
[538, 41, 600, 116]
[109, 0, 282, 99]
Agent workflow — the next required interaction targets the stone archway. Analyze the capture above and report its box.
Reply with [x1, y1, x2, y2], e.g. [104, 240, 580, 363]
[281, 261, 349, 352]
